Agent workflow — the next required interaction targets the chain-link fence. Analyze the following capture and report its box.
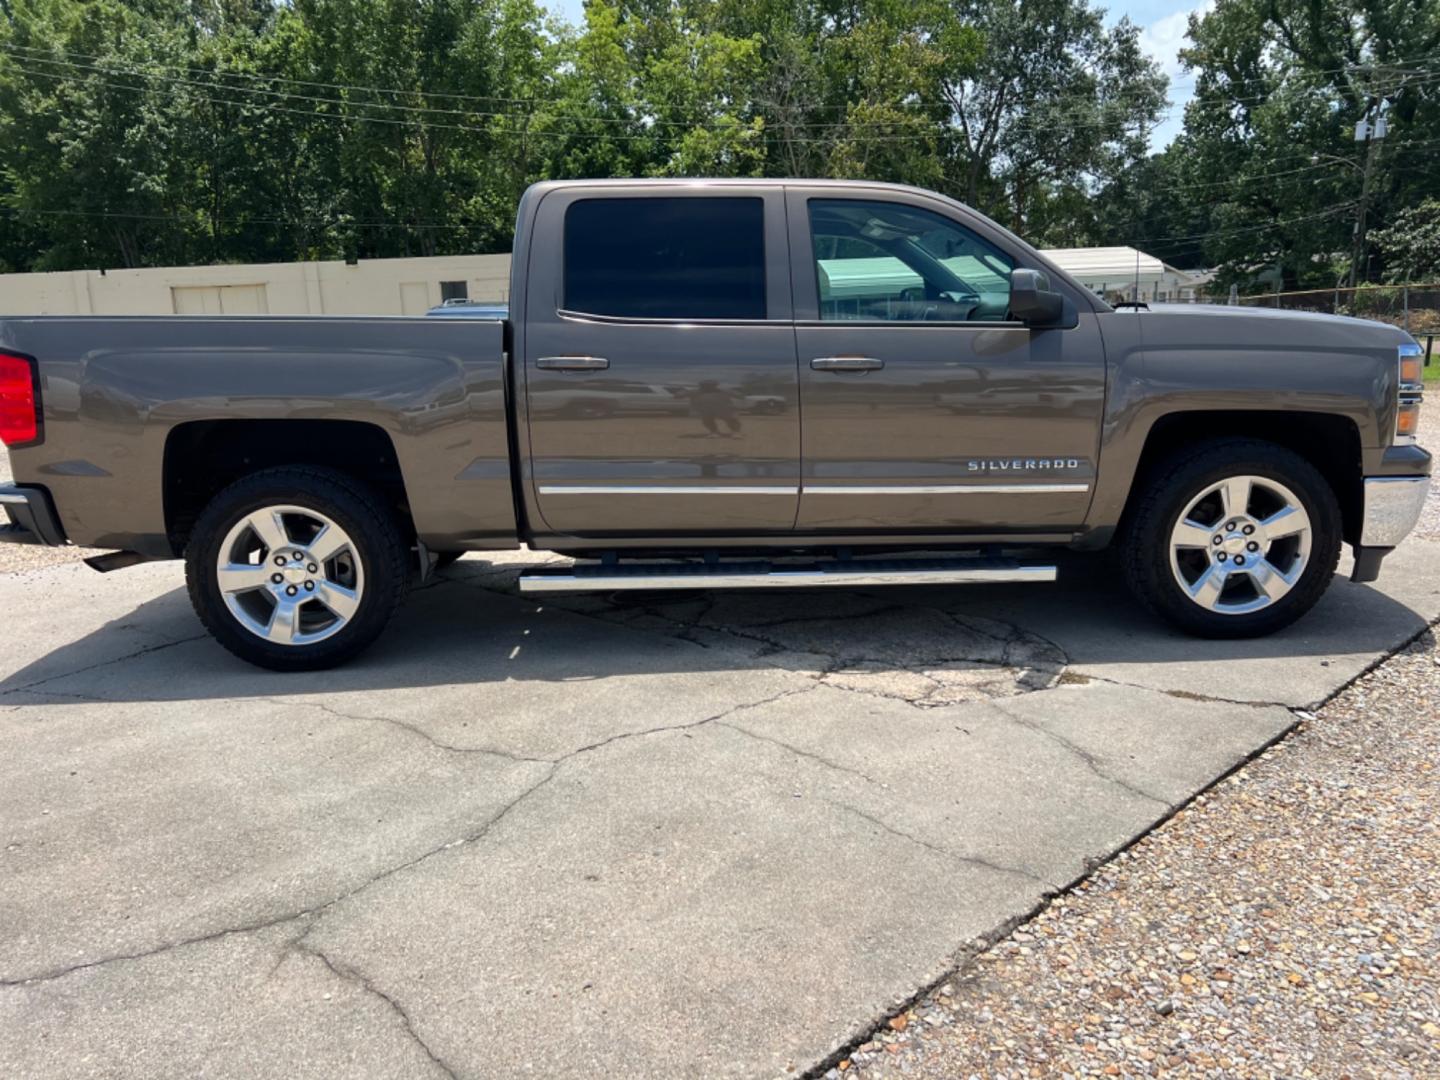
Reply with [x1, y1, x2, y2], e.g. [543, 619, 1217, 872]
[1221, 283, 1440, 336]
[1168, 283, 1440, 372]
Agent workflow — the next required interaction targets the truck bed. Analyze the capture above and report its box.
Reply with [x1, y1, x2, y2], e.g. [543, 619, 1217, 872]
[0, 316, 516, 555]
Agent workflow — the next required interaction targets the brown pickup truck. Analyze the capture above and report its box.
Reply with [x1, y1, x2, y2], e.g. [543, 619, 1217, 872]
[0, 179, 1430, 670]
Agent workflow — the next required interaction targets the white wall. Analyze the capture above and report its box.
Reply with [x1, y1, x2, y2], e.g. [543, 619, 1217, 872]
[0, 253, 511, 316]
[0, 245, 1196, 313]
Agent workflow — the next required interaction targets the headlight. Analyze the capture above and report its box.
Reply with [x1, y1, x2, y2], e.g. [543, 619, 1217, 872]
[1397, 342, 1424, 445]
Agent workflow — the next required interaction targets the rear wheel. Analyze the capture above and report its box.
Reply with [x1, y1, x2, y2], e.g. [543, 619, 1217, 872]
[185, 467, 408, 670]
[1120, 438, 1342, 638]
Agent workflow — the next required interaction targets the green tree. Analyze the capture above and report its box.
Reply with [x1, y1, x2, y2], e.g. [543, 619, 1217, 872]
[1373, 198, 1440, 282]
[0, 0, 209, 268]
[0, 0, 555, 267]
[939, 0, 1166, 243]
[1163, 0, 1440, 288]
[1089, 140, 1214, 270]
[273, 0, 549, 260]
[533, 1, 764, 182]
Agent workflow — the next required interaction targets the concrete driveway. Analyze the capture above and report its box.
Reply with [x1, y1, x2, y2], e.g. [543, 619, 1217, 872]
[2, 541, 1438, 1078]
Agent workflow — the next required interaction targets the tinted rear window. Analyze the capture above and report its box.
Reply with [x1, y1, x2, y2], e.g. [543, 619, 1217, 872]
[563, 197, 766, 319]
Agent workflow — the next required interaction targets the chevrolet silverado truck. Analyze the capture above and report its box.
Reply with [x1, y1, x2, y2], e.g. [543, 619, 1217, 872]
[0, 179, 1431, 670]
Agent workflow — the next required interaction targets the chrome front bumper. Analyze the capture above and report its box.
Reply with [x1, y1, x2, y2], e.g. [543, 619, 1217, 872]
[1361, 476, 1432, 547]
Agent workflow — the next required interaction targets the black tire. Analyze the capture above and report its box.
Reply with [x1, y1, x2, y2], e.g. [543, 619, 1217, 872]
[185, 467, 409, 671]
[1119, 437, 1342, 638]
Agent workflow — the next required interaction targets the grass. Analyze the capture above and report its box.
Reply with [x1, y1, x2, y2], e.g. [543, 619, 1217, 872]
[1421, 337, 1440, 385]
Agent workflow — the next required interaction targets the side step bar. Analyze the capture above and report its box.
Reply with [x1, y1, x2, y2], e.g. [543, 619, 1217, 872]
[518, 557, 1057, 594]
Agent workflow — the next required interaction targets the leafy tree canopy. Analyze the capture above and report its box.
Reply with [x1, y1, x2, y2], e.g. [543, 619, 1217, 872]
[1091, 0, 1440, 288]
[6, 0, 1435, 286]
[1373, 198, 1440, 283]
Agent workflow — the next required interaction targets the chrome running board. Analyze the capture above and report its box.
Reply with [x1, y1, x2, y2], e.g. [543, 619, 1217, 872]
[517, 557, 1057, 594]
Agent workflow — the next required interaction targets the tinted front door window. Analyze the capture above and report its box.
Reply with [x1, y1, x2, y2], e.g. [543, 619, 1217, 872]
[809, 199, 1014, 322]
[564, 197, 766, 320]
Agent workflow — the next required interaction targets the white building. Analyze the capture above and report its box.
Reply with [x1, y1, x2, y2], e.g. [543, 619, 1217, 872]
[0, 253, 511, 317]
[0, 245, 1200, 316]
[1041, 246, 1202, 303]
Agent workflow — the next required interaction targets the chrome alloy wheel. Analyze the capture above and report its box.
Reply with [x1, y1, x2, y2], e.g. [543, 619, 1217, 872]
[1168, 475, 1312, 615]
[215, 505, 364, 645]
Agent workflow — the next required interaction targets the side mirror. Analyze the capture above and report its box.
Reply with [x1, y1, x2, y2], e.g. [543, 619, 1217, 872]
[1009, 268, 1064, 326]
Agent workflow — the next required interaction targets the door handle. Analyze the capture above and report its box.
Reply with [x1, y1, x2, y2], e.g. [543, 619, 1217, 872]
[536, 355, 610, 372]
[811, 356, 884, 372]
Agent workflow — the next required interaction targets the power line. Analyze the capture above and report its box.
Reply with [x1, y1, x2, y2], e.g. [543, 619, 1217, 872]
[1129, 136, 1440, 195]
[0, 46, 1182, 138]
[6, 39, 1439, 116]
[0, 204, 488, 232]
[11, 51, 1439, 211]
[7, 53, 1438, 232]
[0, 43, 1432, 255]
[10, 50, 1440, 160]
[2, 60, 690, 144]
[12, 40, 1437, 140]
[0, 40, 1181, 128]
[1141, 204, 1357, 247]
[0, 40, 557, 107]
[0, 56, 1177, 146]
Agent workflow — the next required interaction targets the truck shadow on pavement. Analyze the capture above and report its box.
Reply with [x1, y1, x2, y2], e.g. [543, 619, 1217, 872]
[3, 549, 1434, 710]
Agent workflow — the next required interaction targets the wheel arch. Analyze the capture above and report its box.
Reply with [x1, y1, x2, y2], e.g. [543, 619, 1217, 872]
[163, 419, 412, 556]
[1084, 410, 1364, 549]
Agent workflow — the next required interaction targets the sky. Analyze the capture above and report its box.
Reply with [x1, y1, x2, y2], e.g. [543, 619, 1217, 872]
[1128, 0, 1214, 147]
[547, 0, 1209, 150]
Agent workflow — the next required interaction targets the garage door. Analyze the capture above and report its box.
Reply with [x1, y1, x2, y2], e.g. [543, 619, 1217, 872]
[172, 284, 269, 314]
[399, 282, 431, 315]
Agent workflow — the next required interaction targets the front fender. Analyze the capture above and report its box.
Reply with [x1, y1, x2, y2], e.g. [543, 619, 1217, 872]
[1078, 308, 1401, 546]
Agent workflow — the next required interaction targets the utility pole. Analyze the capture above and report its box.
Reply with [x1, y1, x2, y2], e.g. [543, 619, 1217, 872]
[1348, 98, 1387, 289]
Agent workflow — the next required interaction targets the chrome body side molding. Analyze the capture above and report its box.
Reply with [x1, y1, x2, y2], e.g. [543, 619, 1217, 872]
[537, 483, 1090, 496]
[803, 483, 1091, 495]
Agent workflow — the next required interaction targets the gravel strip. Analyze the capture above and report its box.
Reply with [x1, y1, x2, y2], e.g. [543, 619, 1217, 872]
[840, 632, 1440, 1080]
[0, 540, 104, 573]
[1413, 407, 1440, 539]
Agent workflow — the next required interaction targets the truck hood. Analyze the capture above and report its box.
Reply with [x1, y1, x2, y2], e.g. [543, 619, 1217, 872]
[1140, 302, 1413, 342]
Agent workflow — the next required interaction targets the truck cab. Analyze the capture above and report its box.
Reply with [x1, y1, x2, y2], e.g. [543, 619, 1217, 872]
[514, 180, 1101, 542]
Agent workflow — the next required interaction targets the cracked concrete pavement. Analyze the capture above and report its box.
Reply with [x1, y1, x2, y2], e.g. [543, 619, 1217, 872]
[2, 538, 1438, 1078]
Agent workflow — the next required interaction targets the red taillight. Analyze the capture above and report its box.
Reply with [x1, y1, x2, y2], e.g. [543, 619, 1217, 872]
[0, 351, 40, 447]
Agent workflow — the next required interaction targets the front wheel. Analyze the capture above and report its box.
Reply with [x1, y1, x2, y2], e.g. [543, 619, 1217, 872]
[1120, 438, 1342, 638]
[185, 467, 409, 671]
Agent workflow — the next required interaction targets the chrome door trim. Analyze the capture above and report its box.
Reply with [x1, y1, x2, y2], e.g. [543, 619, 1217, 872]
[538, 485, 800, 496]
[538, 483, 1090, 496]
[793, 320, 1029, 330]
[556, 309, 792, 328]
[803, 483, 1091, 495]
